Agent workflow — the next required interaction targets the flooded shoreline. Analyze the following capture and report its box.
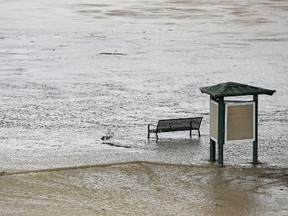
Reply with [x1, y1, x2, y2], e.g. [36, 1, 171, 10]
[1, 162, 288, 215]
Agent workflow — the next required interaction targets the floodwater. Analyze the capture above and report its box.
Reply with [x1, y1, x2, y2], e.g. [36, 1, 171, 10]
[1, 163, 288, 216]
[0, 0, 288, 215]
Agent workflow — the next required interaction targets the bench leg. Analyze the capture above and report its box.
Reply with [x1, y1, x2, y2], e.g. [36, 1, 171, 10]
[190, 129, 192, 138]
[198, 130, 201, 137]
[148, 131, 159, 141]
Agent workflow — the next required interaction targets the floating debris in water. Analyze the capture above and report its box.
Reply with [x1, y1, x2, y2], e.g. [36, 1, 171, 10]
[101, 135, 112, 141]
[99, 52, 127, 56]
[102, 142, 131, 148]
[101, 129, 114, 141]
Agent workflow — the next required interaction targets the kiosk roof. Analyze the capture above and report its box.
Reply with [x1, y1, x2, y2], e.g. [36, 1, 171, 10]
[200, 82, 276, 98]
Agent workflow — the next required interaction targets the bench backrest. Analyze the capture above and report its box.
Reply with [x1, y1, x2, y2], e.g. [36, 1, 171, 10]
[156, 117, 202, 132]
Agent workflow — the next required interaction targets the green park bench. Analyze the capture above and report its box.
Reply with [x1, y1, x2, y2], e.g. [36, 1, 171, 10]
[148, 117, 203, 140]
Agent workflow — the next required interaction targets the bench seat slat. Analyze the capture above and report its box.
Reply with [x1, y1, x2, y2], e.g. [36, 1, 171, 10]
[158, 127, 192, 132]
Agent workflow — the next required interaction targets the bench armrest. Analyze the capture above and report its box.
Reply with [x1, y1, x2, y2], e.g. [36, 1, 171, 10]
[148, 124, 157, 131]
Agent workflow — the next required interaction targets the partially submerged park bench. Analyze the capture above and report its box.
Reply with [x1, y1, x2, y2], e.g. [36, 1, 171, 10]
[148, 117, 203, 140]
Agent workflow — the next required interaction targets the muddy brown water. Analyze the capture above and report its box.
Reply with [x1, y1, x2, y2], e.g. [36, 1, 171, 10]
[1, 162, 288, 215]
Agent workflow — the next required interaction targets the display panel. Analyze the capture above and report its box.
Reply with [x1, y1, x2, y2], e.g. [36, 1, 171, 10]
[225, 102, 255, 141]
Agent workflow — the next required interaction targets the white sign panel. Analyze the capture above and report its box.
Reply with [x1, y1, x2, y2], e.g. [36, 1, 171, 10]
[210, 100, 218, 142]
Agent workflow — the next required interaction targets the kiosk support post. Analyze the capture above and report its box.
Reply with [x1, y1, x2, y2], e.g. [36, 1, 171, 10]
[210, 139, 216, 162]
[253, 94, 258, 164]
[218, 97, 225, 167]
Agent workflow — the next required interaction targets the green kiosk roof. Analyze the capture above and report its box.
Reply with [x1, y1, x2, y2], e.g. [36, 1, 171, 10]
[200, 82, 276, 98]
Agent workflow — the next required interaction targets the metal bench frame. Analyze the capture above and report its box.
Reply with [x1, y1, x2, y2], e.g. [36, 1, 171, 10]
[148, 117, 203, 140]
